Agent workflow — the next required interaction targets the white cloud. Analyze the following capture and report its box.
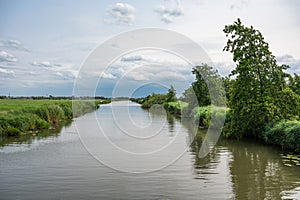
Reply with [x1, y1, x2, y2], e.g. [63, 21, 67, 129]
[0, 51, 17, 63]
[0, 39, 29, 51]
[214, 61, 236, 76]
[230, 0, 250, 10]
[55, 72, 64, 77]
[0, 67, 15, 77]
[31, 61, 78, 79]
[106, 3, 135, 25]
[101, 72, 116, 79]
[32, 61, 53, 68]
[120, 52, 189, 67]
[154, 5, 184, 24]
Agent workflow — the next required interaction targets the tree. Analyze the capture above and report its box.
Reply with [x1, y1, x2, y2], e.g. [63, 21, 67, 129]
[166, 85, 177, 102]
[288, 73, 300, 95]
[182, 64, 225, 108]
[223, 18, 297, 138]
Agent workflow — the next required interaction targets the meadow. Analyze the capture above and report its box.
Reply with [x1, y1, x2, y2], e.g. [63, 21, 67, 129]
[0, 99, 110, 136]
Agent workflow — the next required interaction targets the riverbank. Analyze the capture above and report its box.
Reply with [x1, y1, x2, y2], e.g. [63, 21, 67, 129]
[132, 95, 300, 154]
[0, 99, 111, 136]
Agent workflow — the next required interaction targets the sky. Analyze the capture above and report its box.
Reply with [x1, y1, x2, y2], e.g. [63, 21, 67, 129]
[0, 0, 299, 97]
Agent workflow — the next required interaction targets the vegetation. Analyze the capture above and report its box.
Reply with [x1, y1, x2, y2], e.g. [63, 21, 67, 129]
[181, 64, 225, 116]
[223, 18, 299, 139]
[263, 120, 300, 152]
[193, 106, 230, 129]
[0, 99, 110, 136]
[163, 101, 188, 117]
[137, 86, 177, 109]
[135, 18, 300, 153]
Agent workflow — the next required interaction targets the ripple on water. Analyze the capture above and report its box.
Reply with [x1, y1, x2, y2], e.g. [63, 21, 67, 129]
[281, 187, 300, 200]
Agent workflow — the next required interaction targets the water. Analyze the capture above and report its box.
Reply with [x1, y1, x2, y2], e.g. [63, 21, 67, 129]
[0, 101, 299, 200]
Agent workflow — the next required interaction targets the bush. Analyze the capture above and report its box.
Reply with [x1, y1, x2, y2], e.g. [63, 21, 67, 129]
[163, 101, 188, 117]
[35, 118, 50, 129]
[6, 126, 21, 136]
[141, 94, 168, 109]
[193, 106, 229, 129]
[263, 120, 300, 152]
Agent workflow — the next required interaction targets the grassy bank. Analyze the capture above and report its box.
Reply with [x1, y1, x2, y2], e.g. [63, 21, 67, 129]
[134, 96, 300, 153]
[0, 99, 110, 136]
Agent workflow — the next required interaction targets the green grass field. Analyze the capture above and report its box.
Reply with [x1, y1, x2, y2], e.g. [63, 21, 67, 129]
[0, 99, 69, 113]
[0, 99, 110, 112]
[0, 99, 111, 136]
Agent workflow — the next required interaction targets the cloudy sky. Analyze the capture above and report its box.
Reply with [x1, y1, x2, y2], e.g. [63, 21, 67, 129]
[0, 0, 299, 97]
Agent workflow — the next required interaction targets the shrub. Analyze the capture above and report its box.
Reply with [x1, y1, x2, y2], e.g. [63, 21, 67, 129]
[263, 120, 300, 152]
[141, 94, 169, 109]
[193, 106, 229, 129]
[163, 101, 188, 117]
[35, 118, 50, 129]
[6, 126, 21, 136]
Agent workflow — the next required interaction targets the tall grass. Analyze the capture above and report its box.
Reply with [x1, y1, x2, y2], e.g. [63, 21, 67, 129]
[0, 99, 108, 136]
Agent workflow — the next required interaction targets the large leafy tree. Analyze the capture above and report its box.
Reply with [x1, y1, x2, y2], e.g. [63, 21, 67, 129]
[166, 85, 177, 102]
[182, 64, 225, 108]
[223, 18, 297, 138]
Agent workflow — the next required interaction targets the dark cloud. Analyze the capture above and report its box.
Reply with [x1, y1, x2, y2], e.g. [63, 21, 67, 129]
[276, 54, 300, 74]
[277, 54, 297, 63]
[121, 55, 144, 62]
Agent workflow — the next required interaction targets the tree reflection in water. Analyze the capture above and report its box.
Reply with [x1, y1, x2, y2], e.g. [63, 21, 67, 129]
[186, 125, 300, 199]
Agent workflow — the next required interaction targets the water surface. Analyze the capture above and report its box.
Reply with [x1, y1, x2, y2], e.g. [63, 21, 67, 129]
[0, 101, 299, 199]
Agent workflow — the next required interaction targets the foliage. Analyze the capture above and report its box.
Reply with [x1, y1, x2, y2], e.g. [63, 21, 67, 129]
[223, 18, 298, 138]
[141, 86, 177, 109]
[263, 120, 300, 153]
[166, 85, 177, 102]
[163, 101, 188, 117]
[182, 64, 225, 107]
[0, 99, 110, 136]
[141, 93, 168, 109]
[181, 64, 225, 117]
[73, 100, 98, 117]
[5, 126, 21, 136]
[193, 106, 229, 129]
[36, 104, 64, 124]
[287, 73, 300, 95]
